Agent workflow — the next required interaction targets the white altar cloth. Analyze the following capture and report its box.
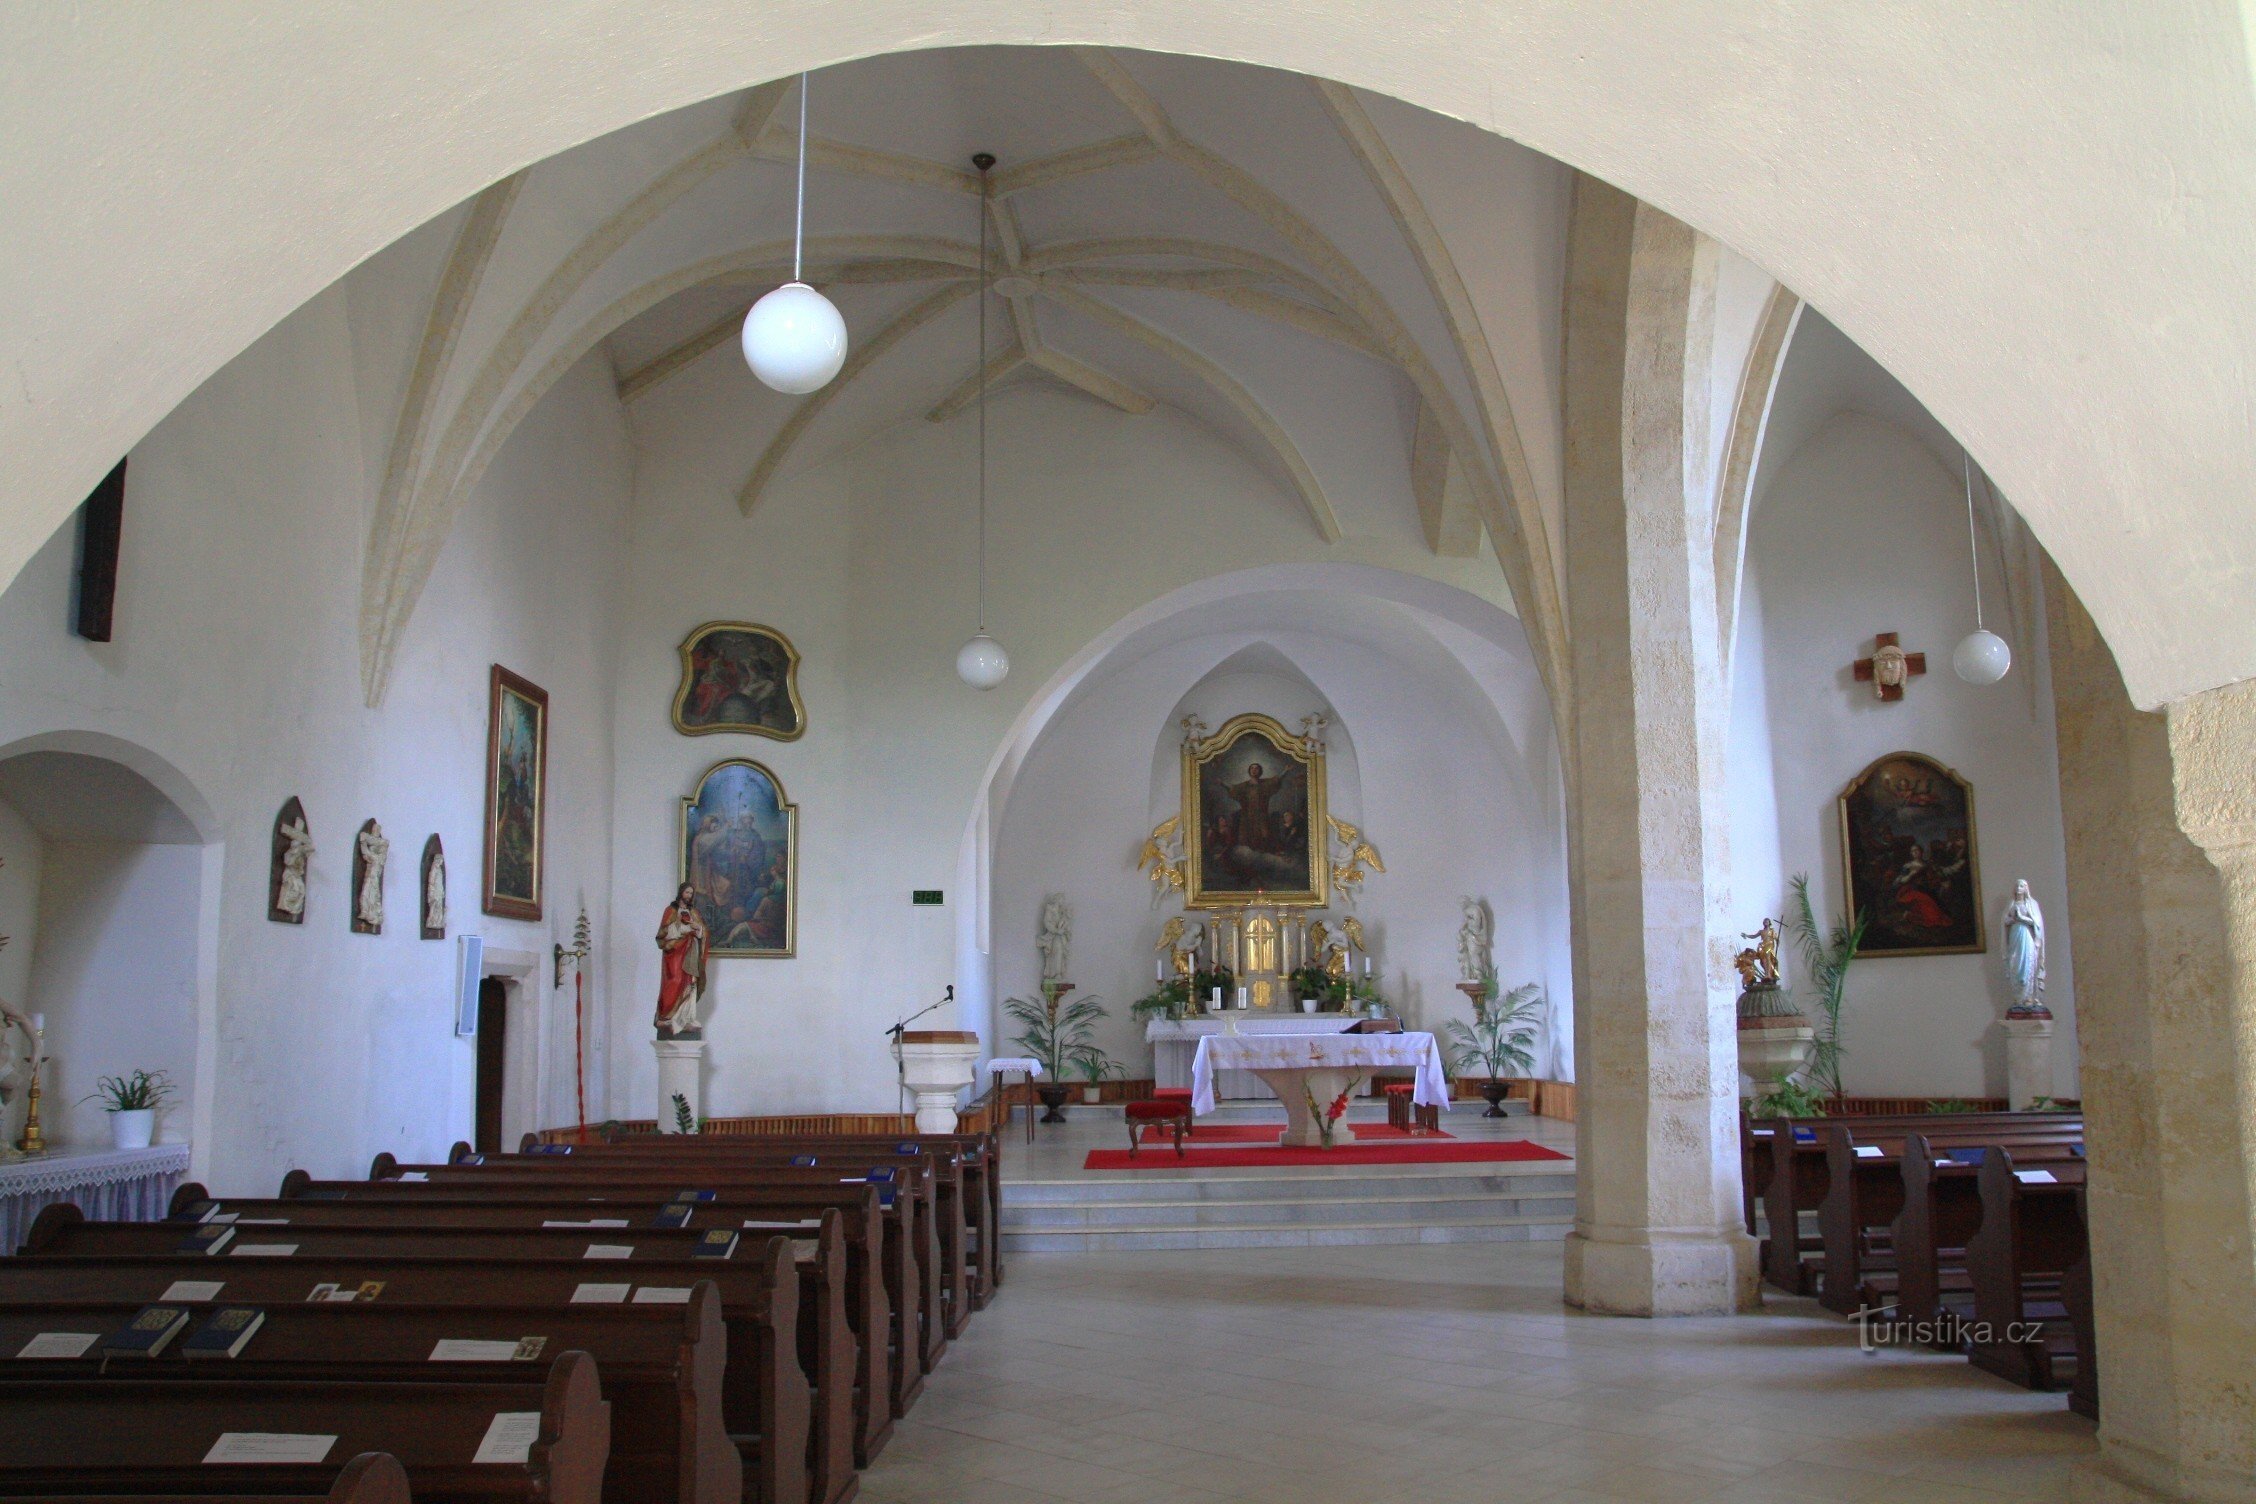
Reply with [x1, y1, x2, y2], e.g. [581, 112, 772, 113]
[1191, 1031, 1450, 1120]
[1146, 1015, 1361, 1099]
[0, 1143, 190, 1255]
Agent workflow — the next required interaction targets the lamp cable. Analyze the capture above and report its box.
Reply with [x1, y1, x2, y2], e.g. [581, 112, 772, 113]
[1962, 455, 1985, 630]
[793, 74, 808, 283]
[976, 156, 992, 634]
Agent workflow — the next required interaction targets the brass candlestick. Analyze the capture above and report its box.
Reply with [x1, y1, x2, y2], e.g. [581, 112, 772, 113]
[18, 1055, 46, 1156]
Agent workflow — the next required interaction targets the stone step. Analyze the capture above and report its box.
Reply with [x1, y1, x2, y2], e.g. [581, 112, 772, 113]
[1002, 1214, 1573, 1253]
[1004, 1167, 1575, 1205]
[1002, 1189, 1577, 1230]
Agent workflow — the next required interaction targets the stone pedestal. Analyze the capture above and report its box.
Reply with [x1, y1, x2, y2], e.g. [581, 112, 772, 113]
[898, 1030, 981, 1135]
[654, 1037, 705, 1133]
[2001, 1013, 2055, 1109]
[1737, 1017, 1816, 1093]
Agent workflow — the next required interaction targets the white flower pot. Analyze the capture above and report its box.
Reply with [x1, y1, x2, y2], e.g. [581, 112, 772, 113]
[110, 1108, 155, 1150]
[1081, 1085, 1102, 1105]
[1300, 998, 1317, 1013]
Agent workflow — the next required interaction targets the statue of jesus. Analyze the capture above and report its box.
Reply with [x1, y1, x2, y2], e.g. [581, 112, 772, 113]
[655, 884, 710, 1037]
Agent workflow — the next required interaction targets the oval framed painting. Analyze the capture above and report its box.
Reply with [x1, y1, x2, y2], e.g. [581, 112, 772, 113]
[680, 758, 797, 958]
[672, 621, 806, 740]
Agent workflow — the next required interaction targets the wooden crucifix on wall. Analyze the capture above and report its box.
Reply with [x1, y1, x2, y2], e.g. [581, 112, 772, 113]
[1853, 632, 1926, 702]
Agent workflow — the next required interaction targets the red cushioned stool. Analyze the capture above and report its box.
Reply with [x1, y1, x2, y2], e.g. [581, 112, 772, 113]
[1384, 1082, 1440, 1133]
[1125, 1097, 1193, 1158]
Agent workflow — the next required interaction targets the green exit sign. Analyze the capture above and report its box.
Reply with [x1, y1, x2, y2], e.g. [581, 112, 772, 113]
[911, 890, 944, 906]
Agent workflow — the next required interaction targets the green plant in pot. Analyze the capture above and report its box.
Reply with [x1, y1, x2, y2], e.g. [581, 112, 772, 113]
[1004, 988, 1109, 1122]
[1129, 978, 1191, 1024]
[1289, 964, 1347, 1012]
[1070, 1046, 1126, 1104]
[1444, 983, 1542, 1116]
[83, 1068, 175, 1150]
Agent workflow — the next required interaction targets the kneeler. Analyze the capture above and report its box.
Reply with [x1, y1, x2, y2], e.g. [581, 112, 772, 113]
[1125, 1097, 1193, 1158]
[1385, 1081, 1440, 1133]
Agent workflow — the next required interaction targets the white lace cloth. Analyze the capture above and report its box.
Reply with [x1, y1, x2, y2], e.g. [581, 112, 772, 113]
[1191, 1032, 1449, 1115]
[0, 1143, 190, 1254]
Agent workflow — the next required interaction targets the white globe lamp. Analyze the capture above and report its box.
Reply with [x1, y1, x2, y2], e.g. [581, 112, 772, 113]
[956, 632, 1010, 691]
[1953, 628, 2012, 685]
[741, 282, 847, 394]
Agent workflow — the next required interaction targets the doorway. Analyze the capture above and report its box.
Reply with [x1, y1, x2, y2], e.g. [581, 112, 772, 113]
[474, 977, 507, 1154]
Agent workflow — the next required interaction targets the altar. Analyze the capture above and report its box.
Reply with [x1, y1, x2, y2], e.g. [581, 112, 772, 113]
[1145, 1015, 1362, 1098]
[1191, 1031, 1449, 1146]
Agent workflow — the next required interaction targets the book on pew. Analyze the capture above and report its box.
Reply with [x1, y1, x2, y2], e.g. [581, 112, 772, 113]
[101, 1304, 192, 1357]
[673, 1188, 717, 1202]
[790, 1155, 818, 1166]
[1945, 1147, 1988, 1165]
[181, 1307, 265, 1359]
[175, 1223, 236, 1256]
[692, 1229, 739, 1260]
[171, 1197, 220, 1222]
[651, 1203, 695, 1230]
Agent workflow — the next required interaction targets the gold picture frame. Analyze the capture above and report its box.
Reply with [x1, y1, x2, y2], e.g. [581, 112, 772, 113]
[1182, 713, 1328, 909]
[1836, 750, 1985, 957]
[680, 757, 798, 958]
[670, 620, 807, 740]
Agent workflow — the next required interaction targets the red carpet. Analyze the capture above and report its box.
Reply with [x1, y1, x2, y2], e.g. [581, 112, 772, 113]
[1138, 1123, 1454, 1144]
[1086, 1139, 1569, 1170]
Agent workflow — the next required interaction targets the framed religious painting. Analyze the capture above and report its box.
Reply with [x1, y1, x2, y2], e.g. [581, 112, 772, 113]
[1182, 713, 1328, 909]
[671, 620, 806, 740]
[680, 758, 797, 958]
[481, 665, 548, 920]
[1837, 750, 1984, 957]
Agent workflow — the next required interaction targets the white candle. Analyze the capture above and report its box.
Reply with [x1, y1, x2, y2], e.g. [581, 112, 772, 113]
[1210, 986, 1222, 1005]
[1156, 956, 1164, 983]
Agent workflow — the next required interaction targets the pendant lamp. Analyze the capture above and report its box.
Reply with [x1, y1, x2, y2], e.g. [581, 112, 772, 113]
[742, 74, 848, 394]
[956, 153, 1011, 691]
[1952, 455, 2012, 685]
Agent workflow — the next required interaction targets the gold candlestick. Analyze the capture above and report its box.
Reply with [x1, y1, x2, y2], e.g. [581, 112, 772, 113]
[18, 1054, 46, 1156]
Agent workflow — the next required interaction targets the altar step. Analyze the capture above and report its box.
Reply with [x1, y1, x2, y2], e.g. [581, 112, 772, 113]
[999, 1166, 1577, 1252]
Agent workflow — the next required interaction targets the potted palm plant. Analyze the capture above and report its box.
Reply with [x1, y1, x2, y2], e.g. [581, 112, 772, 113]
[84, 1068, 175, 1149]
[1004, 987, 1108, 1122]
[1071, 1046, 1125, 1104]
[1444, 982, 1542, 1116]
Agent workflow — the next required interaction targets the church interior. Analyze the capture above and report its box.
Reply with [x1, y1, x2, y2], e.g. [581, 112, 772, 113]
[0, 10, 2252, 1504]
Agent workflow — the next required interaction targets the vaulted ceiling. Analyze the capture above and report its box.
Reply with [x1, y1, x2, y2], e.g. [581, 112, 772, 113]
[357, 46, 1574, 708]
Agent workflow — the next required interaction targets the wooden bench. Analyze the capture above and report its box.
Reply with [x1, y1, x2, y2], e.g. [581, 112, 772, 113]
[1965, 1147, 2090, 1392]
[0, 1450, 411, 1504]
[1812, 1120, 2084, 1316]
[277, 1173, 911, 1437]
[0, 1288, 739, 1504]
[0, 1346, 608, 1504]
[19, 1208, 810, 1504]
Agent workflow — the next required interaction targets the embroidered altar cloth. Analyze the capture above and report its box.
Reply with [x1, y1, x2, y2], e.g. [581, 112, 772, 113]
[0, 1143, 190, 1255]
[1191, 1032, 1449, 1115]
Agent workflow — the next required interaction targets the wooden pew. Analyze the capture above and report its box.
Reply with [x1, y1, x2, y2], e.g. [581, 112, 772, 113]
[2063, 1185, 2099, 1421]
[18, 1209, 810, 1504]
[0, 1345, 609, 1504]
[182, 1183, 867, 1499]
[0, 1288, 740, 1504]
[1965, 1147, 2089, 1392]
[502, 1138, 983, 1337]
[1814, 1120, 2084, 1316]
[427, 1148, 955, 1363]
[1752, 1110, 2078, 1296]
[276, 1175, 905, 1447]
[0, 1451, 411, 1504]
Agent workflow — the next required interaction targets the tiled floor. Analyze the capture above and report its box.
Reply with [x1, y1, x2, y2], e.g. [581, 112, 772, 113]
[864, 1107, 2097, 1503]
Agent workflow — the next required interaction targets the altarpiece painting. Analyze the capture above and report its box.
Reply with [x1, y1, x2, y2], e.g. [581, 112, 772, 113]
[680, 758, 797, 958]
[672, 621, 805, 740]
[1183, 713, 1328, 909]
[1838, 750, 1984, 956]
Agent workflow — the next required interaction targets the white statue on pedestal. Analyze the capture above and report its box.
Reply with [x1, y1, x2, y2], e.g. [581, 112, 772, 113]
[1038, 894, 1072, 984]
[1457, 896, 1494, 982]
[424, 845, 447, 936]
[2002, 879, 2047, 1016]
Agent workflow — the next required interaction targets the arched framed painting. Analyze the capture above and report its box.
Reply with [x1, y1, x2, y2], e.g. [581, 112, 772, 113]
[1837, 751, 1984, 957]
[679, 758, 797, 958]
[671, 621, 806, 740]
[1182, 713, 1328, 909]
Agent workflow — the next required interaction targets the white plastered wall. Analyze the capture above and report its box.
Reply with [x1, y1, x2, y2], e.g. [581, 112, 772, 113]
[1727, 411, 2077, 1099]
[0, 252, 635, 1190]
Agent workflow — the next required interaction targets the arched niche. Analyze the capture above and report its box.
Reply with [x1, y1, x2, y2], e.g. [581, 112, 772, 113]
[0, 735, 222, 1162]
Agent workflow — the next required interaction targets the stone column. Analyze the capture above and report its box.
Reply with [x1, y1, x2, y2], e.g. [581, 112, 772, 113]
[1558, 178, 1758, 1316]
[2046, 568, 2256, 1504]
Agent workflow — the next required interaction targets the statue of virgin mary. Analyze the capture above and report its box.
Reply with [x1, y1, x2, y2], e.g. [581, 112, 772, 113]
[2002, 879, 2047, 1017]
